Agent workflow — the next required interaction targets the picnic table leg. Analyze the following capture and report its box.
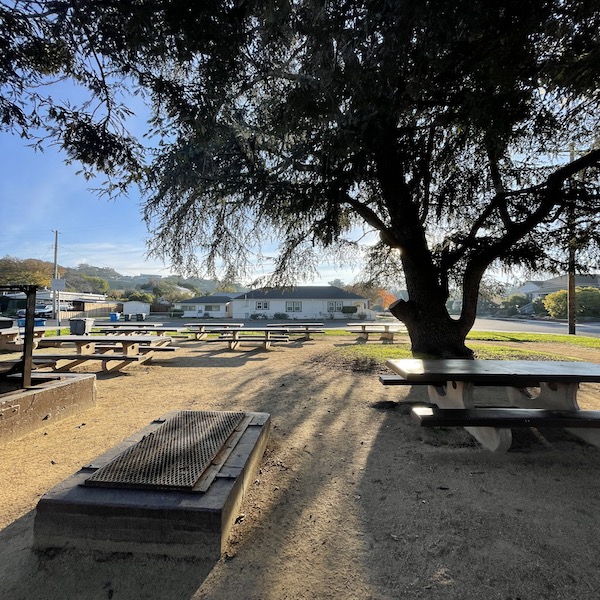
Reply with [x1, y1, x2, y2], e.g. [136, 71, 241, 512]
[505, 382, 579, 410]
[506, 382, 600, 448]
[427, 381, 512, 453]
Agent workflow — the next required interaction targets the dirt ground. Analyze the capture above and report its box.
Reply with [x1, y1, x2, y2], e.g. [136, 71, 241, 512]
[1, 334, 600, 599]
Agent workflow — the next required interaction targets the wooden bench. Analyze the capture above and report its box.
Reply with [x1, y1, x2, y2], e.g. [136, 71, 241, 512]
[32, 353, 149, 372]
[411, 406, 600, 429]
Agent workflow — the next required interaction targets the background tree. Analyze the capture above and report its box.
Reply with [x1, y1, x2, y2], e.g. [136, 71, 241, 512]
[544, 290, 569, 319]
[543, 287, 600, 319]
[0, 256, 55, 287]
[122, 290, 155, 303]
[2, 1, 600, 356]
[63, 269, 110, 294]
[501, 294, 530, 316]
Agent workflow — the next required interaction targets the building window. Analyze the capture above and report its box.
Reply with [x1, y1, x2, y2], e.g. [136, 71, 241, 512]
[286, 301, 302, 312]
[204, 305, 220, 312]
[328, 301, 343, 312]
[256, 301, 269, 310]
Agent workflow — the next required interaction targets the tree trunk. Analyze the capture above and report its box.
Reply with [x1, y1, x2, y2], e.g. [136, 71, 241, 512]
[390, 298, 474, 358]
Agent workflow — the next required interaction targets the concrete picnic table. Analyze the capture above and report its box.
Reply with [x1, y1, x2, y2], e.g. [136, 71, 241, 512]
[0, 326, 55, 351]
[94, 326, 189, 336]
[385, 358, 600, 453]
[185, 322, 245, 340]
[266, 322, 324, 341]
[346, 321, 406, 340]
[34, 335, 176, 372]
[95, 322, 164, 328]
[205, 327, 291, 350]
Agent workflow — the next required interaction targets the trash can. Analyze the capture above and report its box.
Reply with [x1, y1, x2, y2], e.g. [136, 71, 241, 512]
[69, 318, 95, 335]
[109, 312, 120, 322]
[136, 313, 146, 321]
[124, 313, 132, 322]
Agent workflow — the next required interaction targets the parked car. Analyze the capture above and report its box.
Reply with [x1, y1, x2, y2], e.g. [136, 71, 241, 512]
[34, 305, 53, 318]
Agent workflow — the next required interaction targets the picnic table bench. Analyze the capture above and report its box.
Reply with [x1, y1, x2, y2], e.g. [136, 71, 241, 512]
[346, 322, 406, 341]
[384, 358, 600, 453]
[34, 335, 176, 372]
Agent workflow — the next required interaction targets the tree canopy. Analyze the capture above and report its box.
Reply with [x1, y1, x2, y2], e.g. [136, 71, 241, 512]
[2, 0, 600, 356]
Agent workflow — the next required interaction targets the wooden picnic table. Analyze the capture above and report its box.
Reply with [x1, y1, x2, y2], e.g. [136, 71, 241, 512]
[185, 322, 245, 340]
[346, 321, 405, 341]
[385, 358, 600, 452]
[34, 335, 176, 372]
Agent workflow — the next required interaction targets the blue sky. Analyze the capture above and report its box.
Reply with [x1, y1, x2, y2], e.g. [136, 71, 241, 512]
[0, 128, 361, 285]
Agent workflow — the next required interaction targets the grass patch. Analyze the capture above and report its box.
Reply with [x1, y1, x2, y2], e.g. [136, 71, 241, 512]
[469, 343, 577, 361]
[322, 335, 588, 373]
[467, 330, 600, 348]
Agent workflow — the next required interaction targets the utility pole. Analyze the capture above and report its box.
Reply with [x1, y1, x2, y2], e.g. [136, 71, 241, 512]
[567, 146, 576, 335]
[52, 230, 60, 330]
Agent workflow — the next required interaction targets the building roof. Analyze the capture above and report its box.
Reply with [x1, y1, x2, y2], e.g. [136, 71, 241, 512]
[179, 295, 236, 304]
[232, 286, 368, 301]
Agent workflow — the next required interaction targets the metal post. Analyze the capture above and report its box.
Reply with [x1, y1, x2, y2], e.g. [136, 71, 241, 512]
[21, 285, 37, 388]
[567, 145, 576, 335]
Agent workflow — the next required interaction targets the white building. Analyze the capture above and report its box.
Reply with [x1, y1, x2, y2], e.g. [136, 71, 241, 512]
[120, 301, 151, 316]
[175, 295, 237, 319]
[513, 274, 600, 300]
[229, 286, 371, 320]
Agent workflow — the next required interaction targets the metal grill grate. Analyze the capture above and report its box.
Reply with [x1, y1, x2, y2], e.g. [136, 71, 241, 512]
[85, 410, 245, 491]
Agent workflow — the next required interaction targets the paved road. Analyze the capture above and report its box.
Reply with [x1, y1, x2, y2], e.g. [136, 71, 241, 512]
[43, 316, 600, 338]
[473, 317, 600, 338]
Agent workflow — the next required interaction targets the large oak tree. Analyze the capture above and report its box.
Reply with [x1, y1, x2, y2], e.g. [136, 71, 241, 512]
[2, 0, 600, 356]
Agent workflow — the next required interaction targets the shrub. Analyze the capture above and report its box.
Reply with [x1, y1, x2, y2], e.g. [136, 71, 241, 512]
[273, 312, 289, 319]
[250, 313, 268, 320]
[341, 305, 358, 314]
[543, 290, 567, 318]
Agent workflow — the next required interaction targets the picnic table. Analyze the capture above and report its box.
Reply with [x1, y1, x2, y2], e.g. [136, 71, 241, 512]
[205, 327, 290, 350]
[384, 358, 600, 452]
[185, 322, 245, 340]
[0, 326, 54, 351]
[34, 335, 177, 372]
[346, 321, 406, 341]
[94, 326, 189, 336]
[95, 322, 163, 329]
[267, 322, 324, 341]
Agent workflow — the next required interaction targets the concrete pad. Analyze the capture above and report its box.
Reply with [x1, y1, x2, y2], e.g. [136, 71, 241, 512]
[33, 410, 270, 561]
[0, 373, 97, 444]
